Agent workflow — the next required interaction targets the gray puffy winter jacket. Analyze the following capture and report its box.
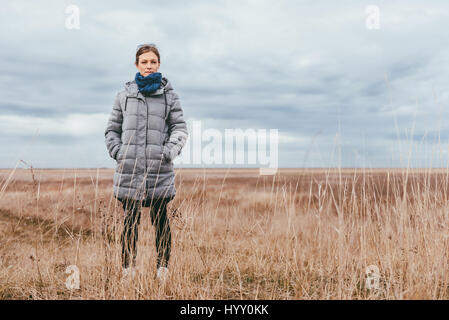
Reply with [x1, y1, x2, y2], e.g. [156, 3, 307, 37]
[105, 76, 188, 201]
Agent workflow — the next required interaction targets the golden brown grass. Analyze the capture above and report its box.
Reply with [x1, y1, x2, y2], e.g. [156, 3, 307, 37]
[1, 167, 449, 299]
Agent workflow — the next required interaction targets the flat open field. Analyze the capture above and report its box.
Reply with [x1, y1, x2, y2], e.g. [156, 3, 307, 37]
[1, 167, 449, 299]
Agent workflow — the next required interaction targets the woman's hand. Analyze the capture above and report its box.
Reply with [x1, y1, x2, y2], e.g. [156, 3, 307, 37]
[162, 145, 177, 162]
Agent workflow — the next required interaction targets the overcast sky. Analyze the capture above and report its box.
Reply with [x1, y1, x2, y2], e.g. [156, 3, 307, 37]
[1, 0, 448, 169]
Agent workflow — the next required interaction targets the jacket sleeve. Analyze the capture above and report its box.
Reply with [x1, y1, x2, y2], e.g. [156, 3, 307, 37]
[163, 91, 188, 161]
[104, 92, 123, 160]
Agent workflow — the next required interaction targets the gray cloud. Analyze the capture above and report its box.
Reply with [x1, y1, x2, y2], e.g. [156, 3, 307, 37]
[1, 0, 448, 168]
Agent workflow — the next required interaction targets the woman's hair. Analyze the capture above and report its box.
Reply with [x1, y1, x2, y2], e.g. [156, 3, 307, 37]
[135, 45, 160, 65]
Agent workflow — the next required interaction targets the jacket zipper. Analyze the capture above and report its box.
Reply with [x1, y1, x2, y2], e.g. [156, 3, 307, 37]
[132, 93, 147, 175]
[137, 91, 165, 179]
[143, 96, 148, 175]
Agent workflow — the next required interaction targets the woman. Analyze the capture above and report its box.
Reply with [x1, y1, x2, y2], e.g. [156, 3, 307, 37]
[104, 44, 188, 281]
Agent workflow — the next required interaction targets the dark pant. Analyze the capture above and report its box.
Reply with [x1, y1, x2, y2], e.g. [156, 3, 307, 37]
[120, 197, 172, 269]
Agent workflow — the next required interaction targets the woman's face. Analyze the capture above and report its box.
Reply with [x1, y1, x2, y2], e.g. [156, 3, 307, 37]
[135, 51, 160, 77]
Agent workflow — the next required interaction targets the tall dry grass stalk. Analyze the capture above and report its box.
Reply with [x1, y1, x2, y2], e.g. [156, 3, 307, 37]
[1, 166, 449, 299]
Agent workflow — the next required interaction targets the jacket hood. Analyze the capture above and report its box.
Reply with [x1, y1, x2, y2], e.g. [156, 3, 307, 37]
[124, 76, 173, 98]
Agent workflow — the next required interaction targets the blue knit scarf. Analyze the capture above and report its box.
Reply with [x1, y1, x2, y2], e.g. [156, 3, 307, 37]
[135, 72, 162, 96]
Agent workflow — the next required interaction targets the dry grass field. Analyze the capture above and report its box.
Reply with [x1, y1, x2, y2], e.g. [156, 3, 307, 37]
[1, 167, 449, 299]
